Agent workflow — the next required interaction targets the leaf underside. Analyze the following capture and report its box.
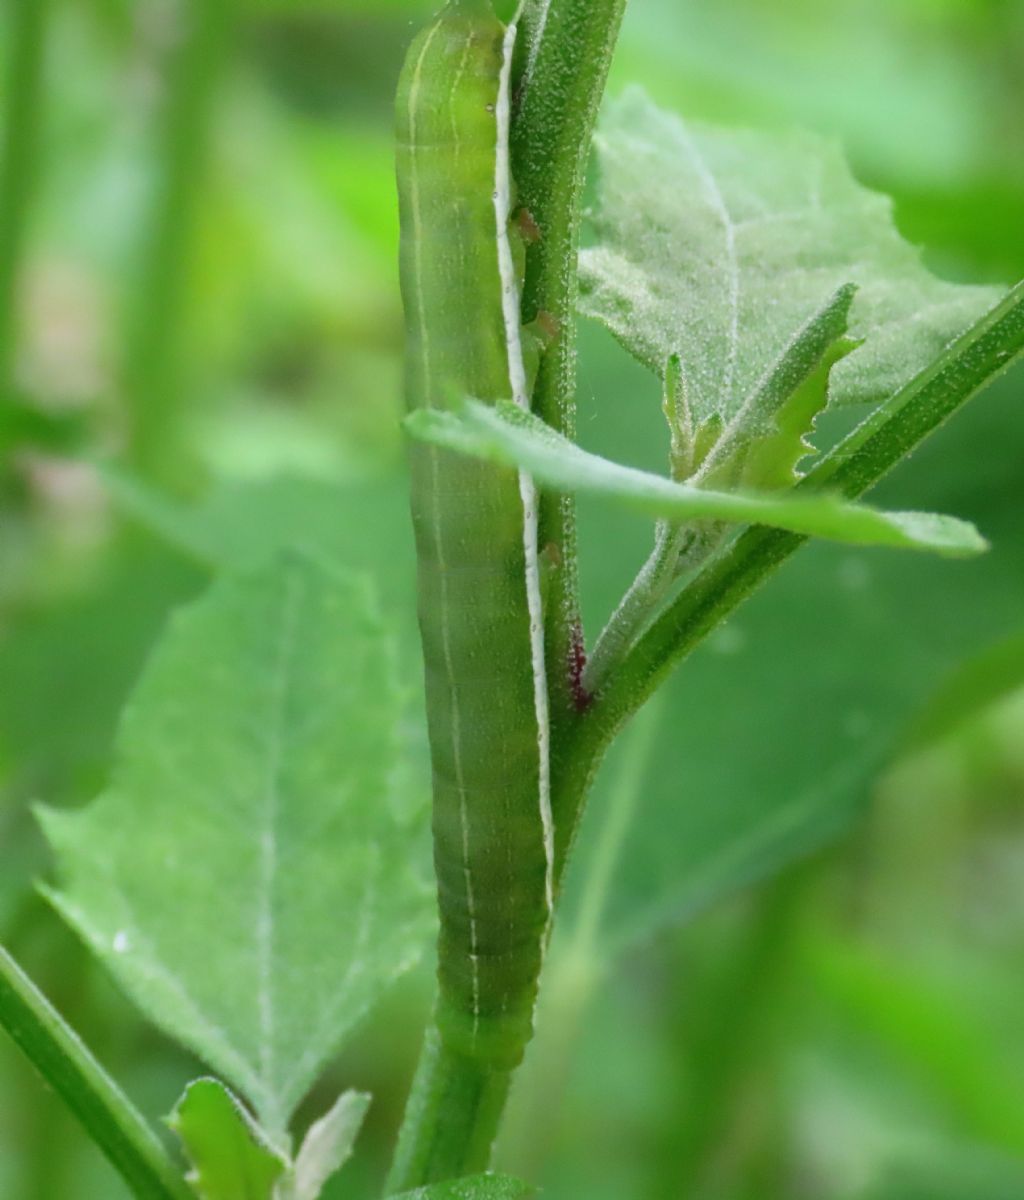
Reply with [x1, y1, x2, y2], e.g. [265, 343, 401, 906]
[406, 401, 986, 558]
[291, 1089, 371, 1200]
[40, 553, 434, 1133]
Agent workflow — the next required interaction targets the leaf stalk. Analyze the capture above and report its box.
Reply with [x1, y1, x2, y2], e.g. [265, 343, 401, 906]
[0, 945, 193, 1200]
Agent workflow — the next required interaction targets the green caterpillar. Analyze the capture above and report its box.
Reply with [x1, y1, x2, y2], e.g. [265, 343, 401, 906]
[395, 0, 553, 1070]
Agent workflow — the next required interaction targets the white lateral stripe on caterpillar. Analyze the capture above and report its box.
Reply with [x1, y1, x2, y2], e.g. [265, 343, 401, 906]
[493, 20, 555, 927]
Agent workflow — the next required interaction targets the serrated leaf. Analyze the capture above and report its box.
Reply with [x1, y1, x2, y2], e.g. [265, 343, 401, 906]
[290, 1090, 370, 1200]
[40, 553, 433, 1133]
[168, 1078, 287, 1200]
[695, 284, 861, 491]
[406, 401, 986, 558]
[389, 1176, 536, 1199]
[738, 332, 860, 491]
[579, 88, 1001, 421]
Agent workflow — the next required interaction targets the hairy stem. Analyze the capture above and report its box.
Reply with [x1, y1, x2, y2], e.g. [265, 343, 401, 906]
[0, 0, 50, 395]
[0, 945, 192, 1200]
[583, 521, 688, 696]
[551, 280, 1024, 885]
[512, 0, 629, 736]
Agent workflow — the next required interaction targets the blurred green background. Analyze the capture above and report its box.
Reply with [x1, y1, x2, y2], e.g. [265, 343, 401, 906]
[2, 1, 1024, 1197]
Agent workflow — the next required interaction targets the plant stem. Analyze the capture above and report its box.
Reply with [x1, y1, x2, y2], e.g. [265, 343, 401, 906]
[388, 4, 629, 1188]
[583, 522, 688, 697]
[385, 1026, 512, 1195]
[550, 279, 1024, 886]
[0, 945, 193, 1200]
[0, 0, 50, 396]
[512, 0, 629, 730]
[123, 0, 233, 490]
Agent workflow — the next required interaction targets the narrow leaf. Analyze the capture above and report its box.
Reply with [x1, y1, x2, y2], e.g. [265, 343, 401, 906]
[168, 1078, 287, 1200]
[407, 401, 986, 558]
[40, 553, 433, 1133]
[579, 88, 1000, 419]
[291, 1090, 370, 1200]
[389, 1176, 536, 1199]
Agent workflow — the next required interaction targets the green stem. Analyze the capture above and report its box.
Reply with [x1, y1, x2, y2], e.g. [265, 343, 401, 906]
[512, 0, 629, 730]
[385, 1027, 512, 1195]
[123, 0, 233, 490]
[583, 521, 687, 696]
[0, 945, 193, 1200]
[551, 279, 1024, 886]
[388, 4, 629, 1188]
[0, 0, 50, 395]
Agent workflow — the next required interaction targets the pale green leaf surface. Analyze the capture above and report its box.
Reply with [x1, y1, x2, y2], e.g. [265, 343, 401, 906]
[96, 470, 430, 828]
[291, 1090, 370, 1200]
[406, 401, 985, 557]
[389, 1176, 536, 1199]
[40, 554, 433, 1133]
[168, 1078, 287, 1200]
[579, 88, 1001, 418]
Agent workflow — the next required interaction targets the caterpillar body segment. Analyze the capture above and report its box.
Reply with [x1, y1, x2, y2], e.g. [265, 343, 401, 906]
[396, 0, 553, 1070]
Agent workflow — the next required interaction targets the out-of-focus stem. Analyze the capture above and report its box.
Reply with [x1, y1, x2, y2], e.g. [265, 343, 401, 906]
[0, 0, 51, 397]
[123, 0, 233, 489]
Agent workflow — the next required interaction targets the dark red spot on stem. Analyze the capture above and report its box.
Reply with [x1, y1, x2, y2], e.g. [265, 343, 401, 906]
[516, 207, 543, 244]
[568, 620, 591, 712]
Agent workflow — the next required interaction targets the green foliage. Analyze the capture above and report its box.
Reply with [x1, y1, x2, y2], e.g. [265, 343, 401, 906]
[407, 399, 986, 557]
[3, 0, 1024, 1196]
[168, 1079, 287, 1200]
[169, 1078, 369, 1200]
[40, 554, 433, 1133]
[579, 88, 1000, 416]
